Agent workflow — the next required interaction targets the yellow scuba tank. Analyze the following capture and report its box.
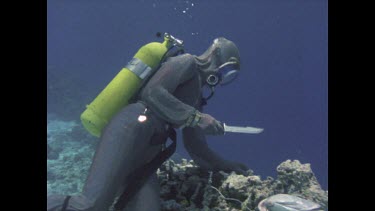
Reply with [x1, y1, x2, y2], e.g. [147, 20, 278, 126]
[80, 33, 184, 137]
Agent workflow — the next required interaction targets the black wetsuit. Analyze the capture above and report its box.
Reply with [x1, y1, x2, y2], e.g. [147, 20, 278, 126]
[48, 36, 247, 211]
[48, 54, 206, 211]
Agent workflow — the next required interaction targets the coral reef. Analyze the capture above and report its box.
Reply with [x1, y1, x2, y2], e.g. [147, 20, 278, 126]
[47, 115, 99, 195]
[158, 159, 328, 211]
[47, 117, 328, 210]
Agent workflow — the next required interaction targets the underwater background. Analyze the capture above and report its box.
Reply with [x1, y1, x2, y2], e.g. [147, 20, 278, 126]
[47, 0, 328, 195]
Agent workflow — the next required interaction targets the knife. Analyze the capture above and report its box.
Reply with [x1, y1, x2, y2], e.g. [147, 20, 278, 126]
[223, 123, 264, 134]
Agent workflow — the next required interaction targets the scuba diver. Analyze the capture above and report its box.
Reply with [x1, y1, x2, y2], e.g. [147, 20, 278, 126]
[47, 36, 249, 211]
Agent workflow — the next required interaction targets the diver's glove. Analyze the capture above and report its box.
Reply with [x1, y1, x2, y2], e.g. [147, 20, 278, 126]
[181, 110, 224, 135]
[193, 112, 224, 135]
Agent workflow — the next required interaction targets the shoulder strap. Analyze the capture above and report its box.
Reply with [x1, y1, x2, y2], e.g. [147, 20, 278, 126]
[60, 196, 71, 211]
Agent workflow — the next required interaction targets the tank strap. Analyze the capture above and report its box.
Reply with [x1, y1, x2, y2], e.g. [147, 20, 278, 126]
[114, 126, 177, 211]
[60, 196, 71, 211]
[126, 58, 153, 80]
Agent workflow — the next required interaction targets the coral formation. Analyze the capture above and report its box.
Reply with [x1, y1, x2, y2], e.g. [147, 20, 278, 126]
[47, 116, 98, 195]
[157, 159, 328, 211]
[47, 117, 328, 210]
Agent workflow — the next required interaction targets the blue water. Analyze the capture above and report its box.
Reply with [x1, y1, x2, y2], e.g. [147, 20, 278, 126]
[47, 0, 328, 189]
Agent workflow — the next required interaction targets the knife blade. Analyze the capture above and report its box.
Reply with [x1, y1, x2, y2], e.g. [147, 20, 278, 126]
[223, 123, 264, 134]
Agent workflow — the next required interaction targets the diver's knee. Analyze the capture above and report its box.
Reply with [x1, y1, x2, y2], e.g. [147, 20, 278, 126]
[123, 175, 161, 211]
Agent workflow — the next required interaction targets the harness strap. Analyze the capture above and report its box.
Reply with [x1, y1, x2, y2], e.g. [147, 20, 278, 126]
[60, 195, 71, 211]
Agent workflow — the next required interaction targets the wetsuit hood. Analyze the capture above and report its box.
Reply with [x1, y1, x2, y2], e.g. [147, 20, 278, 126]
[195, 37, 241, 87]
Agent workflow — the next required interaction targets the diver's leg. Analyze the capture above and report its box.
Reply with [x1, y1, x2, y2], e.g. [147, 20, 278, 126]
[47, 195, 94, 211]
[81, 104, 160, 211]
[47, 103, 161, 211]
[123, 174, 161, 211]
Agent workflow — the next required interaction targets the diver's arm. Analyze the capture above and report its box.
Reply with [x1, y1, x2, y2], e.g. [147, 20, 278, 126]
[183, 126, 248, 174]
[182, 126, 225, 170]
[141, 86, 196, 126]
[140, 54, 199, 127]
[182, 104, 248, 174]
[140, 54, 224, 134]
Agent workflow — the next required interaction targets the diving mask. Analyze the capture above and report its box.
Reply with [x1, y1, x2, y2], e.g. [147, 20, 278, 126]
[217, 60, 240, 86]
[203, 59, 240, 103]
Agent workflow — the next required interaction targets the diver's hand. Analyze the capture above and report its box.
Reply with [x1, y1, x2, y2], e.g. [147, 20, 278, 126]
[216, 160, 249, 175]
[197, 113, 224, 135]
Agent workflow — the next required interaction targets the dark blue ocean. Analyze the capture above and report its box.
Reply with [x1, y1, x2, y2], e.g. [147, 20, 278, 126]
[47, 0, 328, 190]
